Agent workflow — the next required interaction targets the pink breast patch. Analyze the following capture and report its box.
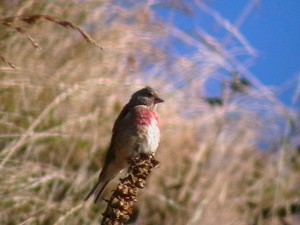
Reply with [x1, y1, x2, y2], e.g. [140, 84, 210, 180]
[135, 109, 159, 126]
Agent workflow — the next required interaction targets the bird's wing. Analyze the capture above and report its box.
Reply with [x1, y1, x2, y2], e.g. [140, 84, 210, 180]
[85, 103, 133, 202]
[99, 103, 132, 177]
[112, 103, 131, 134]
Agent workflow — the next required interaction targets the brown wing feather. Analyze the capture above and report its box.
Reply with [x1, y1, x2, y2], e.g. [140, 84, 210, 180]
[112, 103, 131, 134]
[85, 103, 132, 202]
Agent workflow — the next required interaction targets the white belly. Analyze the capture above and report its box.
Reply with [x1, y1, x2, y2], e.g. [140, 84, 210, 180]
[141, 119, 160, 154]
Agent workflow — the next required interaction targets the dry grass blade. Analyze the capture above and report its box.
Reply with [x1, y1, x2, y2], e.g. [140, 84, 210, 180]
[0, 84, 81, 168]
[0, 21, 41, 50]
[0, 14, 104, 51]
[0, 55, 17, 69]
[53, 204, 83, 225]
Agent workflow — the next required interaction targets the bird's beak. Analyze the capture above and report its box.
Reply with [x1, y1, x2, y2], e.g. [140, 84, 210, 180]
[154, 96, 164, 104]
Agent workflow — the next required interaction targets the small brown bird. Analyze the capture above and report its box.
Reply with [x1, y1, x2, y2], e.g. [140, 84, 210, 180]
[85, 86, 164, 203]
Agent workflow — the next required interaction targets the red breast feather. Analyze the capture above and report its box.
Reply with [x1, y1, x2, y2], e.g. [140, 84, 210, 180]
[134, 108, 159, 126]
[134, 107, 160, 154]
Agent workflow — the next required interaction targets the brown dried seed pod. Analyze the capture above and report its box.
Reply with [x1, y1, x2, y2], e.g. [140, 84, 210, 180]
[136, 180, 146, 188]
[135, 173, 148, 180]
[101, 154, 159, 225]
[121, 173, 136, 184]
[120, 187, 129, 195]
[119, 213, 130, 222]
[128, 187, 138, 196]
[111, 199, 124, 209]
[112, 208, 122, 219]
[150, 158, 160, 168]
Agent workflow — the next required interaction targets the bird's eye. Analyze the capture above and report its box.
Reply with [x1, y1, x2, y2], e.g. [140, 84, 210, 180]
[146, 92, 153, 97]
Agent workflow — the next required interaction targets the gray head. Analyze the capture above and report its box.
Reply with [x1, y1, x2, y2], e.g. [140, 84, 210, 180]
[129, 86, 164, 108]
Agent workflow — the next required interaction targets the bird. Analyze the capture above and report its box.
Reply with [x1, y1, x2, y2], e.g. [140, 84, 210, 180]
[85, 86, 164, 203]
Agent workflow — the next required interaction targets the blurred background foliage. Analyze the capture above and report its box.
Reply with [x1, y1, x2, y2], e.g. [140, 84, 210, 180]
[0, 0, 299, 224]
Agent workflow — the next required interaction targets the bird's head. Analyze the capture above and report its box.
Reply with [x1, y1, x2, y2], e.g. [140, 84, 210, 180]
[129, 86, 164, 108]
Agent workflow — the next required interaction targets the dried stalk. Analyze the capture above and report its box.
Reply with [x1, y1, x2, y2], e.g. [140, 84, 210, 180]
[0, 55, 17, 69]
[0, 14, 104, 51]
[101, 153, 159, 225]
[0, 14, 104, 68]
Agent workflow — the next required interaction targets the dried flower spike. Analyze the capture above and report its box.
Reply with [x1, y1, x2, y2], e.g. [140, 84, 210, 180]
[101, 153, 159, 225]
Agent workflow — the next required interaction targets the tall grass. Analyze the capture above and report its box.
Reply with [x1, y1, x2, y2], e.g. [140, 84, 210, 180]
[0, 0, 299, 224]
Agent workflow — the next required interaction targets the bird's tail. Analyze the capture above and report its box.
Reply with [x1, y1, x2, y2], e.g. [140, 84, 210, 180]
[85, 179, 110, 203]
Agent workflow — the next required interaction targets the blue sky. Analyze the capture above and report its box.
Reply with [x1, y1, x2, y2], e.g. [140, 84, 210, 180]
[211, 0, 300, 106]
[155, 1, 300, 107]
